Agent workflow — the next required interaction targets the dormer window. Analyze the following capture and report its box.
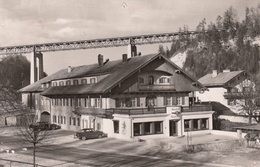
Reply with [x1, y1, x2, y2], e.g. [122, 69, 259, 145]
[90, 78, 96, 84]
[73, 80, 79, 85]
[159, 76, 170, 83]
[59, 81, 64, 86]
[53, 82, 57, 87]
[148, 76, 154, 85]
[66, 80, 71, 85]
[81, 79, 87, 84]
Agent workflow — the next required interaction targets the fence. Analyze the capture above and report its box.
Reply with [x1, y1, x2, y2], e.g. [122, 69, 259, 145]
[0, 158, 48, 167]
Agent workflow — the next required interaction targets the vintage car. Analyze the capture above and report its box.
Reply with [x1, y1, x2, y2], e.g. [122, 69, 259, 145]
[74, 128, 107, 140]
[29, 122, 61, 131]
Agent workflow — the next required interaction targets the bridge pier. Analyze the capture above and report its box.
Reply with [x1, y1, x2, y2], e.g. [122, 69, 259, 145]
[30, 51, 44, 84]
[128, 44, 137, 57]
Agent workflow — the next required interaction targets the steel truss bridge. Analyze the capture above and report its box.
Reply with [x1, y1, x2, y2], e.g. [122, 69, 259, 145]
[0, 30, 221, 55]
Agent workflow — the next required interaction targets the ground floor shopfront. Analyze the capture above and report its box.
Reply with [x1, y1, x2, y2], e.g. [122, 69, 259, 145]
[35, 105, 214, 139]
[103, 110, 214, 140]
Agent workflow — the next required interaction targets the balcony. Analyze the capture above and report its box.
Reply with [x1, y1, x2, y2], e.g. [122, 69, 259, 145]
[106, 107, 166, 115]
[138, 84, 175, 91]
[223, 92, 250, 99]
[182, 105, 212, 112]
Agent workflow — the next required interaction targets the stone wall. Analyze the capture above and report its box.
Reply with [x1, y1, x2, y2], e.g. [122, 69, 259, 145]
[184, 139, 247, 152]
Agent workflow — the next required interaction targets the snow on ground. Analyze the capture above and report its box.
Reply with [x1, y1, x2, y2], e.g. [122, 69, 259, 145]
[170, 51, 187, 68]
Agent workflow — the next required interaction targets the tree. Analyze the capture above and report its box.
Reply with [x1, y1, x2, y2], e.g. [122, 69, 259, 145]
[0, 55, 30, 124]
[14, 112, 51, 167]
[235, 75, 260, 124]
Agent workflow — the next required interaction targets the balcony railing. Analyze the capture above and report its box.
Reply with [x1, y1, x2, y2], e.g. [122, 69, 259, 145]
[182, 105, 212, 112]
[106, 107, 166, 115]
[74, 105, 212, 117]
[139, 84, 175, 91]
[223, 92, 252, 99]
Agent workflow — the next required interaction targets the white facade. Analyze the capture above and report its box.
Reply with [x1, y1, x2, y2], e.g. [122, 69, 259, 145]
[197, 87, 228, 106]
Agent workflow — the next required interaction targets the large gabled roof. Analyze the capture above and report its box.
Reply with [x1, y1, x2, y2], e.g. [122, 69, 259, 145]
[198, 70, 245, 87]
[21, 53, 206, 96]
[21, 54, 159, 93]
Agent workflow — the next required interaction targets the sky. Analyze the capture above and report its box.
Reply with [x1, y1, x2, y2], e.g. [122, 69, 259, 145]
[0, 0, 259, 75]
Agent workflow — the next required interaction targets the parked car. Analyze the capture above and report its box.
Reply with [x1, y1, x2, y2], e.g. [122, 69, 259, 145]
[29, 122, 49, 131]
[29, 122, 61, 131]
[74, 128, 107, 140]
[49, 123, 61, 130]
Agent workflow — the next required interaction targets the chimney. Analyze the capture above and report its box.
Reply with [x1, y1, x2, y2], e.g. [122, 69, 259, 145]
[223, 69, 230, 73]
[122, 54, 128, 63]
[68, 66, 72, 73]
[212, 70, 218, 78]
[98, 54, 103, 67]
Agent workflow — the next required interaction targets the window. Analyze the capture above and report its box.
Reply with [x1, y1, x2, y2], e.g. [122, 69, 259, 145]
[41, 98, 44, 105]
[154, 122, 163, 134]
[35, 99, 38, 105]
[125, 98, 131, 107]
[66, 80, 71, 85]
[90, 78, 96, 84]
[159, 77, 167, 83]
[60, 116, 63, 124]
[138, 77, 144, 83]
[52, 99, 55, 106]
[137, 97, 140, 107]
[77, 98, 82, 107]
[201, 118, 209, 130]
[53, 115, 57, 123]
[113, 120, 119, 133]
[73, 118, 76, 126]
[144, 122, 152, 135]
[69, 117, 72, 125]
[193, 119, 199, 130]
[64, 116, 66, 124]
[85, 98, 90, 107]
[68, 98, 71, 106]
[77, 118, 80, 126]
[131, 98, 136, 107]
[73, 80, 79, 85]
[184, 119, 191, 132]
[164, 97, 172, 106]
[177, 97, 181, 105]
[53, 82, 57, 86]
[59, 81, 64, 86]
[94, 98, 100, 108]
[81, 79, 87, 84]
[148, 76, 154, 85]
[184, 118, 209, 131]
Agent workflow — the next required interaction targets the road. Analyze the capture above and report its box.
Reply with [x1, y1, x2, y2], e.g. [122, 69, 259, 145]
[0, 129, 235, 167]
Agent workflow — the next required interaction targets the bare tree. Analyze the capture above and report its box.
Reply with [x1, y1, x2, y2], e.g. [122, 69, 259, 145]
[235, 76, 260, 124]
[14, 111, 51, 167]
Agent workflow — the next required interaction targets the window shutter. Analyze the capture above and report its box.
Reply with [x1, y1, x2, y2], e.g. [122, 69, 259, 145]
[137, 97, 140, 107]
[163, 97, 167, 106]
[182, 97, 185, 105]
[172, 97, 177, 105]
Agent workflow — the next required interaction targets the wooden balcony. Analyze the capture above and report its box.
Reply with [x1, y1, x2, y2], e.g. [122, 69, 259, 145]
[182, 105, 212, 112]
[74, 105, 212, 117]
[106, 107, 166, 115]
[138, 84, 175, 91]
[223, 92, 250, 99]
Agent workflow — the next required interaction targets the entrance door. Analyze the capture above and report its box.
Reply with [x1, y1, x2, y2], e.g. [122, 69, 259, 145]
[169, 120, 178, 136]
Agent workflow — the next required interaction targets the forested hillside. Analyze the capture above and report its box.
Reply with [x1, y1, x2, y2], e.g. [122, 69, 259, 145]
[159, 5, 260, 79]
